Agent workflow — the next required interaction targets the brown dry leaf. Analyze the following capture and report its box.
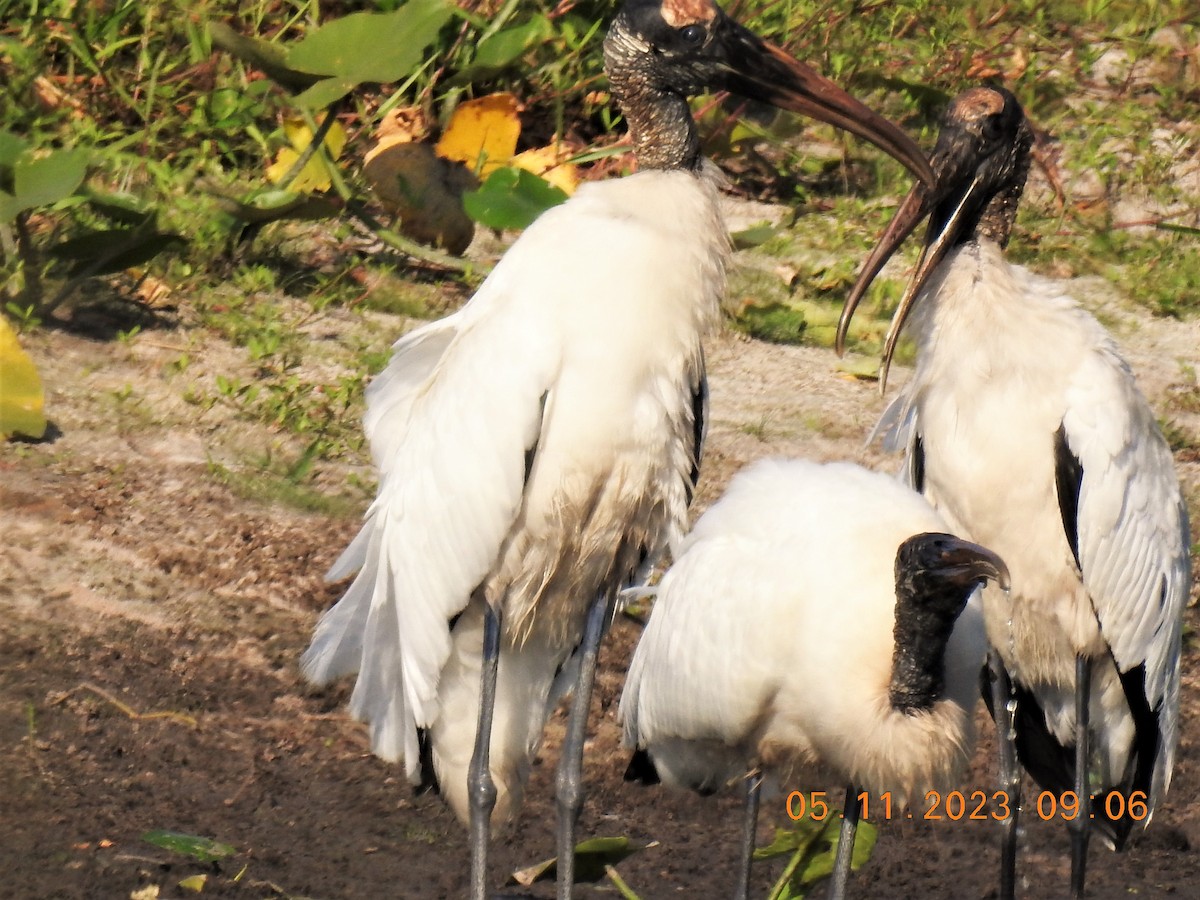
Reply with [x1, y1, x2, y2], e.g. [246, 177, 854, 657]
[1006, 46, 1029, 81]
[134, 274, 173, 308]
[435, 93, 521, 177]
[365, 106, 431, 165]
[33, 76, 84, 117]
[511, 144, 580, 195]
[364, 143, 477, 253]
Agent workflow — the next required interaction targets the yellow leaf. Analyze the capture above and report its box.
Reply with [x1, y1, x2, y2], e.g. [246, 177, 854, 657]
[266, 115, 347, 193]
[435, 93, 520, 177]
[511, 145, 579, 195]
[0, 317, 47, 440]
[178, 874, 207, 893]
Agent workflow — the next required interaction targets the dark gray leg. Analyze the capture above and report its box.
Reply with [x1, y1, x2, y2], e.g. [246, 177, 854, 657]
[734, 770, 763, 900]
[1070, 654, 1092, 898]
[990, 651, 1021, 900]
[468, 602, 502, 900]
[555, 593, 609, 900]
[828, 784, 861, 900]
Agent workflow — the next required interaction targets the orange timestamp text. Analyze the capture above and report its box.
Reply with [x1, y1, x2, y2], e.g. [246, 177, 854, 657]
[785, 789, 1150, 823]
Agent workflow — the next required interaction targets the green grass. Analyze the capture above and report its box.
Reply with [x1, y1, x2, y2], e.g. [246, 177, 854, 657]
[2, 0, 1195, 484]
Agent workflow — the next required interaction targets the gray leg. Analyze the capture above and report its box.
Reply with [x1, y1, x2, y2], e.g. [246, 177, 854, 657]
[1070, 654, 1092, 899]
[468, 603, 503, 900]
[555, 593, 609, 900]
[735, 770, 763, 900]
[829, 784, 861, 900]
[989, 651, 1020, 900]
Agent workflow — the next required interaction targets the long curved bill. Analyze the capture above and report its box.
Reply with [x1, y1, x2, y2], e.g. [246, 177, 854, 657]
[716, 21, 934, 189]
[837, 157, 987, 394]
[937, 535, 1011, 593]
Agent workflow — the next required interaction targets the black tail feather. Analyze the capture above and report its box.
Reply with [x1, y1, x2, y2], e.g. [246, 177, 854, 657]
[980, 658, 1159, 851]
[624, 748, 661, 785]
[415, 727, 440, 797]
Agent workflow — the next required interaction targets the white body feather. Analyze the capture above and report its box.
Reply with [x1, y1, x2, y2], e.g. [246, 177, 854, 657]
[879, 240, 1189, 814]
[303, 167, 728, 824]
[621, 458, 988, 807]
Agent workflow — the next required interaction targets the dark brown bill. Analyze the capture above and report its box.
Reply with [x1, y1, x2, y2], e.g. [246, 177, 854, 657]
[716, 20, 934, 189]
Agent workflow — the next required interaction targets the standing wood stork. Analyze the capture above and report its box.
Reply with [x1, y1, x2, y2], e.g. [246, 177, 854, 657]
[621, 458, 1004, 899]
[836, 86, 1191, 898]
[301, 2, 933, 897]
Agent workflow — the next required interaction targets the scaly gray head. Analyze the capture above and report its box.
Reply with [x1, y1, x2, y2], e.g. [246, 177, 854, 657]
[836, 86, 1034, 390]
[890, 532, 1009, 713]
[603, 0, 935, 179]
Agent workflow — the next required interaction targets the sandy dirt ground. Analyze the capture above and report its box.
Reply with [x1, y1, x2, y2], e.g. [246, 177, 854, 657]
[2, 229, 1199, 899]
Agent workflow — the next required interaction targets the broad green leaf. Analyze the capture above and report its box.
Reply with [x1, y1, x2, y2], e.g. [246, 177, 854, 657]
[287, 1, 453, 85]
[753, 821, 826, 861]
[48, 229, 185, 277]
[291, 76, 357, 110]
[510, 836, 649, 887]
[472, 16, 552, 70]
[462, 167, 567, 232]
[731, 223, 777, 249]
[793, 819, 877, 886]
[208, 21, 320, 92]
[0, 316, 46, 440]
[80, 187, 154, 225]
[11, 150, 88, 215]
[141, 830, 236, 863]
[212, 189, 341, 224]
[0, 129, 28, 167]
[0, 190, 20, 223]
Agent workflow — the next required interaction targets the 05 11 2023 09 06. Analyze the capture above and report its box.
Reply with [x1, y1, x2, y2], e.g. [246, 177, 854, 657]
[783, 789, 1151, 823]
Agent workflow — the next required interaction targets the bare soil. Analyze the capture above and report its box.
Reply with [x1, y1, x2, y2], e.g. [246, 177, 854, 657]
[2, 269, 1199, 900]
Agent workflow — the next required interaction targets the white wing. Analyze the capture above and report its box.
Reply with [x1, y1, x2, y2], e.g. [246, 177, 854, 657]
[620, 460, 952, 788]
[302, 243, 561, 774]
[1061, 342, 1190, 796]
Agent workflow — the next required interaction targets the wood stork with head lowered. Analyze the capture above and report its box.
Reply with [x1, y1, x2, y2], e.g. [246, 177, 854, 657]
[836, 85, 1191, 899]
[301, 2, 933, 897]
[621, 458, 1005, 899]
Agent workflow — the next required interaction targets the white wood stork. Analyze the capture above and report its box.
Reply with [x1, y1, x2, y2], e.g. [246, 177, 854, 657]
[837, 86, 1192, 899]
[621, 458, 1004, 899]
[301, 2, 933, 897]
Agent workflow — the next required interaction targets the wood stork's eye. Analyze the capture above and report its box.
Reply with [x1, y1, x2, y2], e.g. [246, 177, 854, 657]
[679, 24, 706, 45]
[980, 114, 1005, 144]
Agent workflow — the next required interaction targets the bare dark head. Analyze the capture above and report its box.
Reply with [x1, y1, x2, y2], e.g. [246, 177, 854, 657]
[890, 532, 1008, 713]
[897, 531, 1010, 601]
[603, 0, 933, 179]
[836, 86, 1034, 389]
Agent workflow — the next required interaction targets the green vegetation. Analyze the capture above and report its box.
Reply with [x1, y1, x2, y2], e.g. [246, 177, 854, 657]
[2, 1, 1195, 892]
[2, 0, 1195, 503]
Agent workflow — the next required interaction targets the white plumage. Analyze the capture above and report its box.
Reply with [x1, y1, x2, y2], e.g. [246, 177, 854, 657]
[621, 458, 989, 805]
[840, 86, 1191, 897]
[304, 166, 725, 821]
[881, 241, 1187, 808]
[302, 3, 934, 895]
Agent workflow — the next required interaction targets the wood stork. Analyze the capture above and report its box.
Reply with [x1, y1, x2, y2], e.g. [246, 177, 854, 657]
[621, 459, 1004, 899]
[836, 86, 1192, 898]
[301, 2, 933, 897]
